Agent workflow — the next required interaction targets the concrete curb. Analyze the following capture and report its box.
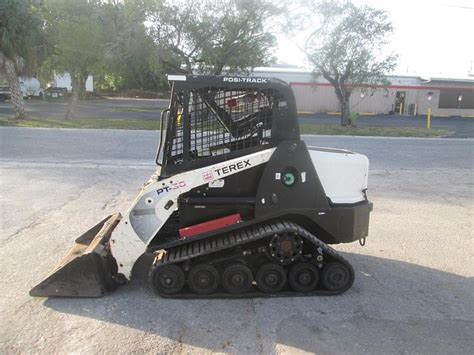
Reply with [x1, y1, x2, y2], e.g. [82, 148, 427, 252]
[301, 134, 474, 141]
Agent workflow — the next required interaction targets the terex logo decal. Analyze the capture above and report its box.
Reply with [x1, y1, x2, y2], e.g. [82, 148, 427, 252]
[156, 181, 186, 195]
[202, 170, 214, 182]
[223, 77, 268, 84]
[214, 159, 251, 176]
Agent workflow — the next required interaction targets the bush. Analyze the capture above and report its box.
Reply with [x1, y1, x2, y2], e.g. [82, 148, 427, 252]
[349, 112, 360, 126]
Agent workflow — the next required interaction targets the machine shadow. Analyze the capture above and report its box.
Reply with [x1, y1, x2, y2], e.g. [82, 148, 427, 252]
[44, 252, 474, 354]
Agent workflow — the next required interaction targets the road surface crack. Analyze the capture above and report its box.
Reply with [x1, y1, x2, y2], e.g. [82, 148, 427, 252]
[3, 219, 42, 243]
[101, 190, 122, 211]
[251, 299, 264, 354]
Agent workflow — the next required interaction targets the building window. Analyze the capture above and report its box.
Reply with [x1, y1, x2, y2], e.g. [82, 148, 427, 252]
[439, 90, 474, 109]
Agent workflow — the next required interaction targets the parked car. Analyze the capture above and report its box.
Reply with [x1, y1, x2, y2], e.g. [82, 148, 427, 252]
[19, 77, 44, 98]
[0, 77, 45, 101]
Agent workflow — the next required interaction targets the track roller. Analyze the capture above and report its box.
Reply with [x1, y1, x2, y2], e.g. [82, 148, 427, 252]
[150, 264, 185, 296]
[288, 262, 319, 292]
[222, 264, 253, 294]
[256, 263, 287, 293]
[188, 264, 219, 295]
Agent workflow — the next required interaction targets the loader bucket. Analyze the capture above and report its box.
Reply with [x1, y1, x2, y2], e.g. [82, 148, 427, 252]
[30, 213, 122, 298]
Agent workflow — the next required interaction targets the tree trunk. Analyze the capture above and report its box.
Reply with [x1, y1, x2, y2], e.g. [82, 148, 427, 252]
[340, 98, 350, 126]
[1, 53, 26, 120]
[333, 86, 351, 126]
[65, 73, 87, 120]
[78, 72, 88, 100]
[213, 63, 224, 75]
[65, 77, 79, 120]
[333, 85, 351, 126]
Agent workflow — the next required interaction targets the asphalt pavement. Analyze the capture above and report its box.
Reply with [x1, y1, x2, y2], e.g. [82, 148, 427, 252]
[300, 113, 474, 138]
[1, 127, 471, 170]
[0, 127, 473, 354]
[0, 98, 168, 120]
[1, 98, 473, 137]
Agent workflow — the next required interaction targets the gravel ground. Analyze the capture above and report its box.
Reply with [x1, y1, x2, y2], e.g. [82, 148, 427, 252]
[0, 128, 473, 354]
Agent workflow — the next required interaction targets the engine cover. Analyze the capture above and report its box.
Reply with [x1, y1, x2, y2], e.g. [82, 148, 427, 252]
[308, 147, 369, 204]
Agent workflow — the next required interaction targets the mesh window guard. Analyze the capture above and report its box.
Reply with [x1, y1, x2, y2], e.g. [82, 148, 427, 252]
[167, 86, 283, 164]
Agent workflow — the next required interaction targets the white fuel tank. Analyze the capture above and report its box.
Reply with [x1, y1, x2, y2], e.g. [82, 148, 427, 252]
[308, 147, 369, 204]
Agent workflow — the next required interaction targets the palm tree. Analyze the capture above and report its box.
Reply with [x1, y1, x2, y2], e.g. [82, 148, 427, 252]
[0, 0, 46, 119]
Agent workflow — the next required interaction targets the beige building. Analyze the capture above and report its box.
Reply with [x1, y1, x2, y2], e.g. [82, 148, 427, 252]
[252, 68, 474, 117]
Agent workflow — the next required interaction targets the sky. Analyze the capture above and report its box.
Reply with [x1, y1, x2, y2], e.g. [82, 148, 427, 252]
[276, 0, 474, 78]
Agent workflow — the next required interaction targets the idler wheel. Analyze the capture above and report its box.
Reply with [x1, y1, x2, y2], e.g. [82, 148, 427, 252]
[150, 264, 185, 295]
[321, 262, 353, 292]
[256, 263, 287, 293]
[188, 264, 219, 295]
[288, 262, 319, 292]
[222, 264, 253, 294]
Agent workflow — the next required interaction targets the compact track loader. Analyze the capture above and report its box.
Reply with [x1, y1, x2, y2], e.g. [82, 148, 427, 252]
[30, 75, 373, 298]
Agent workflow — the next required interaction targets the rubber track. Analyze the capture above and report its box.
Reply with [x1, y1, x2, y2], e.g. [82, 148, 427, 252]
[149, 220, 355, 298]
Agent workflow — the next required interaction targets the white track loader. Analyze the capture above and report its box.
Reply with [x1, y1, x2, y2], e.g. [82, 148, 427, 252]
[31, 75, 372, 298]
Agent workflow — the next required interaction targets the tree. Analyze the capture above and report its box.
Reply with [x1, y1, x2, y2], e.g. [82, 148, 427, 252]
[42, 0, 106, 119]
[305, 0, 397, 126]
[0, 0, 47, 119]
[99, 1, 168, 92]
[145, 0, 279, 75]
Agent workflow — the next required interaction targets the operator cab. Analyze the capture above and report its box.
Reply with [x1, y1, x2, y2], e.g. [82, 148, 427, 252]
[157, 75, 299, 177]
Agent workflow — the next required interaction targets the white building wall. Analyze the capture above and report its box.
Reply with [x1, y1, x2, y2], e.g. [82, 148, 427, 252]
[251, 67, 474, 116]
[291, 82, 474, 116]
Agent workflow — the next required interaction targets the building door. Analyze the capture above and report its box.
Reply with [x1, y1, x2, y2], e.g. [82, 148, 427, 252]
[395, 91, 406, 114]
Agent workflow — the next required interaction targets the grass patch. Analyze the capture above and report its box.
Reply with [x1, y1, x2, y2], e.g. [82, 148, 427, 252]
[112, 107, 157, 113]
[0, 116, 452, 137]
[0, 116, 160, 130]
[300, 124, 452, 137]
